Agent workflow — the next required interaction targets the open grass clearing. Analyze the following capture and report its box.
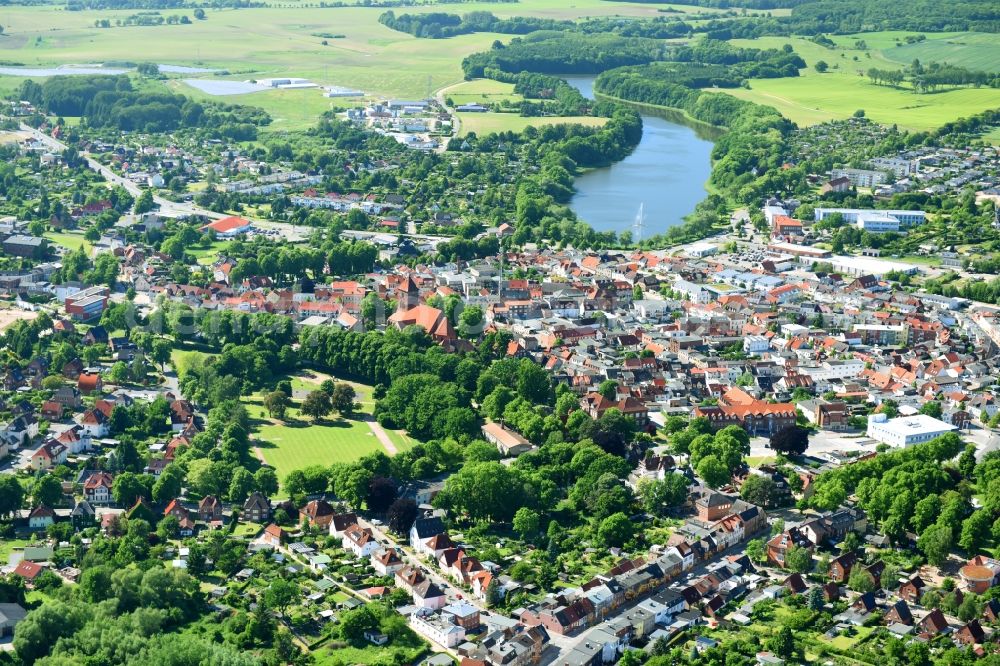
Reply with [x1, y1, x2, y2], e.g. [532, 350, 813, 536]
[447, 78, 522, 106]
[169, 348, 215, 377]
[459, 112, 606, 136]
[721, 34, 1000, 131]
[881, 32, 1000, 70]
[247, 398, 386, 481]
[44, 231, 90, 252]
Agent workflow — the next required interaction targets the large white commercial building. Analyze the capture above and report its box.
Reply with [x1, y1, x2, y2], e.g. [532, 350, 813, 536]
[866, 413, 957, 448]
[814, 208, 926, 230]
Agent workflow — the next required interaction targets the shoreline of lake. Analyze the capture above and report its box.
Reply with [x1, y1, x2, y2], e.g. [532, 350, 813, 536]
[564, 76, 715, 237]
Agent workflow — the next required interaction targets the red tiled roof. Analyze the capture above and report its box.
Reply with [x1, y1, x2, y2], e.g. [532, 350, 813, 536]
[200, 216, 251, 234]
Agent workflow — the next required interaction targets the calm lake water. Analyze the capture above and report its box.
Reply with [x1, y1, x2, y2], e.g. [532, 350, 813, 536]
[565, 76, 715, 237]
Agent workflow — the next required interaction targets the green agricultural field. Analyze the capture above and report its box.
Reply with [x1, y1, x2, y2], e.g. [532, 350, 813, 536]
[0, 1, 658, 99]
[446, 79, 523, 106]
[722, 35, 1000, 131]
[882, 32, 1000, 70]
[459, 112, 606, 136]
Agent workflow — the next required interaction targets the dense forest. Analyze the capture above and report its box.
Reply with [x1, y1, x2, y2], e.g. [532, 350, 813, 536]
[604, 0, 810, 8]
[17, 76, 270, 138]
[67, 0, 261, 9]
[697, 0, 1000, 37]
[378, 10, 571, 38]
[462, 32, 672, 77]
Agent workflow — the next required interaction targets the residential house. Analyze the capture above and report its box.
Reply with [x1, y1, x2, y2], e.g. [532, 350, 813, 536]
[0, 603, 27, 638]
[766, 528, 812, 567]
[410, 516, 448, 555]
[372, 548, 404, 576]
[342, 524, 379, 558]
[83, 472, 114, 504]
[302, 499, 335, 529]
[199, 495, 222, 523]
[242, 492, 271, 523]
[27, 505, 55, 530]
[261, 524, 287, 548]
[330, 512, 358, 538]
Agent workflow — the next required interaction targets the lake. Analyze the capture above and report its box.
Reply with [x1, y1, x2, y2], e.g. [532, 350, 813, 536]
[564, 76, 715, 237]
[0, 65, 127, 77]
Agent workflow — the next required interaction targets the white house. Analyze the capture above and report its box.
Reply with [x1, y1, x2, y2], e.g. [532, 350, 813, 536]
[409, 516, 448, 556]
[371, 548, 404, 576]
[410, 611, 465, 647]
[76, 409, 109, 438]
[743, 335, 771, 356]
[341, 524, 379, 558]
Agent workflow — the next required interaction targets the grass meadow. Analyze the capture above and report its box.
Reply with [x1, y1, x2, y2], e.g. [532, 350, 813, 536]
[723, 34, 1000, 131]
[458, 112, 607, 137]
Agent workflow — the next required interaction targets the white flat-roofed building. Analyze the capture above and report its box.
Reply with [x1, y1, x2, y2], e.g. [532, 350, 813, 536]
[685, 242, 718, 258]
[763, 205, 787, 225]
[855, 214, 901, 233]
[829, 255, 921, 277]
[814, 208, 926, 227]
[866, 413, 957, 448]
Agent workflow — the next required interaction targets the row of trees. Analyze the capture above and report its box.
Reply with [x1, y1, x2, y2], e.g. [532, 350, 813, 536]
[378, 10, 571, 38]
[18, 75, 270, 137]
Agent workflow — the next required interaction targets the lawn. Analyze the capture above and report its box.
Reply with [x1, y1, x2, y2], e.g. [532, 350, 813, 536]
[310, 637, 428, 666]
[170, 349, 215, 377]
[459, 112, 606, 137]
[0, 539, 31, 565]
[821, 626, 873, 650]
[186, 239, 231, 265]
[722, 34, 1000, 131]
[249, 402, 387, 481]
[44, 231, 90, 252]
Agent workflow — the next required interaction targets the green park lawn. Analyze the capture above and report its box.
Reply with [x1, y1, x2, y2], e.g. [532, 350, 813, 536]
[186, 239, 231, 266]
[253, 411, 387, 481]
[169, 349, 215, 377]
[44, 231, 90, 252]
[458, 112, 606, 137]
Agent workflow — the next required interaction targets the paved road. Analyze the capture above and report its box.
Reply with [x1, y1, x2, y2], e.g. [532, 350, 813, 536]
[359, 516, 484, 612]
[434, 82, 464, 151]
[364, 417, 399, 455]
[19, 124, 324, 240]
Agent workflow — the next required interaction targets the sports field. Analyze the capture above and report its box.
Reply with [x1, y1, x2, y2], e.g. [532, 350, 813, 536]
[250, 403, 387, 481]
[723, 34, 1000, 131]
[246, 372, 414, 481]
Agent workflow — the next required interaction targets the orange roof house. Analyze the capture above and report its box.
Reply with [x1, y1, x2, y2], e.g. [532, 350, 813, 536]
[387, 304, 456, 341]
